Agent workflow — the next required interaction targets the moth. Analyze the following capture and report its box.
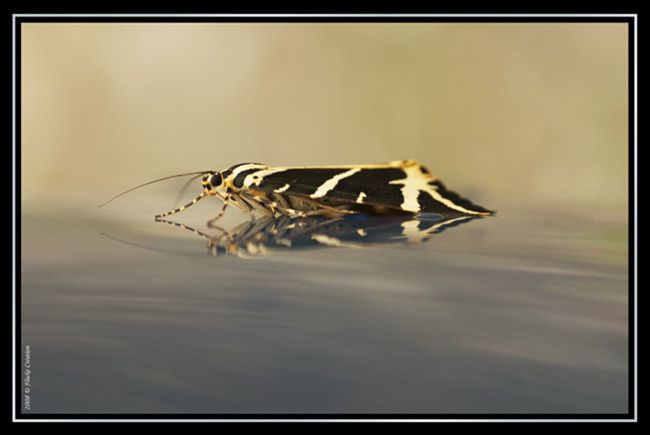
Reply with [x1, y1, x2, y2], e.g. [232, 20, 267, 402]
[101, 159, 494, 225]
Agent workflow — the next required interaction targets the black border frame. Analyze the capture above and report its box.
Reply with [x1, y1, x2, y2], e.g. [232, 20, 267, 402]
[12, 13, 637, 422]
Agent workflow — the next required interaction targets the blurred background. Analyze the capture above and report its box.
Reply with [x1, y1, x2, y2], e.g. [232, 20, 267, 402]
[21, 23, 628, 211]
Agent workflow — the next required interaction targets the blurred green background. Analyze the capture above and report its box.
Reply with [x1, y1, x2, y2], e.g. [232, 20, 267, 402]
[21, 23, 628, 210]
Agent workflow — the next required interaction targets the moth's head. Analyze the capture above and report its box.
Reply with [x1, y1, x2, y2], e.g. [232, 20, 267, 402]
[202, 171, 224, 195]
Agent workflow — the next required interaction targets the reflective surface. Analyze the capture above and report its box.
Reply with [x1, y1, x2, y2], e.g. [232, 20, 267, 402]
[20, 200, 629, 414]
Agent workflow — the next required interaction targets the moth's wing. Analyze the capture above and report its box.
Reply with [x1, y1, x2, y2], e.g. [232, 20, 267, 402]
[422, 179, 494, 215]
[250, 161, 493, 216]
[251, 166, 411, 211]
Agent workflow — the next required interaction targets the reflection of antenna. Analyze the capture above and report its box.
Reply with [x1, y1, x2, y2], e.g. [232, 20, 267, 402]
[154, 219, 235, 256]
[100, 232, 206, 257]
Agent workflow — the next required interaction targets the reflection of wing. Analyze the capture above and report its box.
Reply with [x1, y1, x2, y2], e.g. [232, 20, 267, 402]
[398, 215, 478, 243]
[305, 214, 481, 246]
[239, 160, 493, 216]
[231, 214, 481, 250]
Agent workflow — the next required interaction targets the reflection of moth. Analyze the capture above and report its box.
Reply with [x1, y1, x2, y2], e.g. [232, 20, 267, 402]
[156, 214, 482, 258]
[101, 160, 494, 226]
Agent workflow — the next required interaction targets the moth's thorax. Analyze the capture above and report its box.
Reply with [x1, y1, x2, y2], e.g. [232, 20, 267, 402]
[221, 163, 271, 191]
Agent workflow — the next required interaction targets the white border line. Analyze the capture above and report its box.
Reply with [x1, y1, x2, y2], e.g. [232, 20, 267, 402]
[12, 13, 17, 423]
[12, 418, 642, 423]
[13, 13, 637, 423]
[633, 16, 638, 421]
[13, 13, 638, 17]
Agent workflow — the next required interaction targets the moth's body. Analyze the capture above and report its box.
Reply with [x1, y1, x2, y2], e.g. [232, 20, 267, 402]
[100, 159, 494, 224]
[178, 159, 493, 224]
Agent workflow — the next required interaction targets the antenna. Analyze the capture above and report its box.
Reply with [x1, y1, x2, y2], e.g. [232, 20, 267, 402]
[98, 171, 211, 207]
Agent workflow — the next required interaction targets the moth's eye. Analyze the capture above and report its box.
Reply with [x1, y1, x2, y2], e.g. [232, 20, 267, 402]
[209, 173, 223, 187]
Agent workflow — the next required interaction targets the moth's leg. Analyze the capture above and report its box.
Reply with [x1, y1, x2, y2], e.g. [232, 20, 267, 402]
[211, 192, 254, 224]
[298, 197, 357, 216]
[207, 192, 255, 228]
[301, 208, 347, 218]
[270, 215, 296, 238]
[278, 216, 345, 239]
[255, 196, 308, 218]
[274, 204, 348, 219]
[239, 193, 276, 217]
[207, 195, 232, 227]
[202, 200, 230, 235]
[228, 194, 253, 214]
[230, 198, 262, 224]
[270, 194, 325, 219]
[276, 195, 352, 219]
[273, 204, 308, 219]
[244, 192, 339, 219]
[271, 193, 291, 210]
